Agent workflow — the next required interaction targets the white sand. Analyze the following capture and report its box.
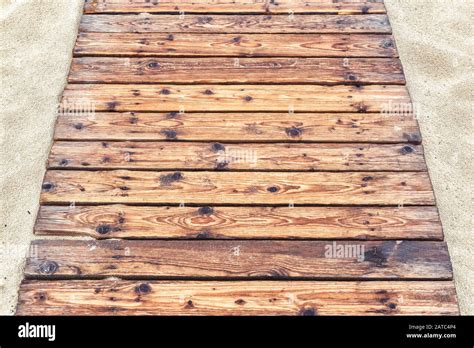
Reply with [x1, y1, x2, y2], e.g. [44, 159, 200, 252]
[0, 0, 472, 314]
[0, 0, 84, 314]
[385, 0, 473, 314]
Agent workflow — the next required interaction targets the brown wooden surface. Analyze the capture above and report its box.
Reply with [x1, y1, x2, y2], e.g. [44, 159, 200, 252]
[17, 0, 458, 316]
[40, 170, 435, 205]
[69, 57, 405, 84]
[54, 112, 421, 143]
[48, 142, 426, 171]
[83, 0, 387, 15]
[62, 84, 410, 112]
[74, 33, 397, 57]
[80, 14, 391, 34]
[17, 280, 458, 316]
[25, 239, 452, 279]
[35, 205, 443, 240]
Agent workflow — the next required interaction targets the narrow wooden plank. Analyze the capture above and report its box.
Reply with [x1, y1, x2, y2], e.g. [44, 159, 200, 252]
[79, 14, 391, 33]
[69, 57, 405, 84]
[16, 280, 458, 315]
[74, 33, 397, 57]
[83, 0, 386, 14]
[25, 239, 452, 279]
[54, 112, 422, 143]
[48, 142, 426, 171]
[61, 85, 410, 112]
[35, 205, 443, 240]
[40, 170, 435, 205]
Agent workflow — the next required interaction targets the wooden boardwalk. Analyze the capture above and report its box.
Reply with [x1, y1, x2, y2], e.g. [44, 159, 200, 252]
[17, 0, 458, 315]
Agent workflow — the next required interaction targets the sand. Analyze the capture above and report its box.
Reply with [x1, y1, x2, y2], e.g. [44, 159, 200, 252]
[0, 0, 472, 315]
[385, 0, 473, 315]
[0, 0, 84, 314]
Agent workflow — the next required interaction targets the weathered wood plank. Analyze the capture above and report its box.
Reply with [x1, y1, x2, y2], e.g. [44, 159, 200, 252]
[74, 33, 397, 57]
[25, 239, 452, 279]
[54, 112, 422, 143]
[16, 280, 458, 316]
[69, 57, 405, 84]
[83, 0, 386, 14]
[61, 84, 410, 112]
[79, 14, 391, 33]
[48, 142, 426, 171]
[40, 170, 435, 205]
[35, 205, 443, 240]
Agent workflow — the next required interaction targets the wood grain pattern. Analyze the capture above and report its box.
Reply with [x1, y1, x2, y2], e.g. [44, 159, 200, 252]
[25, 239, 452, 279]
[40, 170, 435, 205]
[83, 0, 387, 15]
[35, 205, 443, 240]
[54, 112, 422, 143]
[69, 57, 405, 84]
[17, 1, 458, 317]
[61, 84, 410, 112]
[79, 14, 391, 34]
[74, 33, 398, 57]
[48, 142, 426, 171]
[17, 280, 458, 316]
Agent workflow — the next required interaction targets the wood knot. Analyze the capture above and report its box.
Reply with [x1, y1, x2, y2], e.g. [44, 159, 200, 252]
[96, 224, 111, 235]
[36, 291, 47, 301]
[147, 61, 159, 69]
[161, 129, 177, 140]
[380, 38, 394, 49]
[196, 230, 211, 239]
[198, 206, 214, 216]
[400, 145, 414, 155]
[135, 283, 152, 294]
[211, 143, 225, 152]
[41, 182, 55, 191]
[159, 172, 183, 186]
[285, 126, 302, 138]
[267, 186, 279, 193]
[107, 101, 119, 111]
[39, 260, 58, 275]
[299, 307, 317, 316]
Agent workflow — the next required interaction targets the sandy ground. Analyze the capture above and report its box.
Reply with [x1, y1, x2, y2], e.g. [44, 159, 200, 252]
[0, 0, 84, 314]
[0, 0, 472, 315]
[385, 0, 473, 315]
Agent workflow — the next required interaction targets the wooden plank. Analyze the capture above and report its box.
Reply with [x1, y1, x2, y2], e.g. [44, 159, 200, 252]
[48, 142, 426, 171]
[69, 57, 405, 84]
[16, 280, 458, 315]
[83, 0, 387, 15]
[54, 112, 422, 143]
[79, 14, 391, 33]
[40, 170, 435, 205]
[61, 84, 410, 112]
[35, 205, 443, 240]
[74, 33, 398, 57]
[25, 239, 452, 279]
